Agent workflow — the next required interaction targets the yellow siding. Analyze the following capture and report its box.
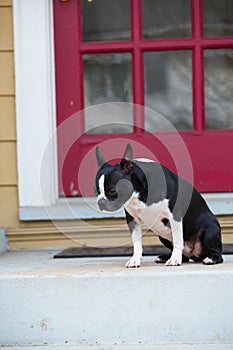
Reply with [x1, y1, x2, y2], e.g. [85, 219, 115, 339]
[0, 6, 13, 49]
[0, 142, 17, 184]
[6, 216, 233, 250]
[0, 0, 18, 230]
[0, 97, 16, 140]
[0, 3, 232, 250]
[0, 186, 18, 227]
[0, 52, 14, 94]
[0, 1, 12, 6]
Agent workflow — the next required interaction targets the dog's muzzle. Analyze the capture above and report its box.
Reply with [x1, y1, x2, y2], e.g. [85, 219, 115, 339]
[98, 198, 108, 211]
[97, 197, 123, 212]
[97, 179, 134, 212]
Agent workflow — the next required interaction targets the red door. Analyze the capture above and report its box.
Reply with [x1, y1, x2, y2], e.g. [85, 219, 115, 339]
[53, 0, 233, 197]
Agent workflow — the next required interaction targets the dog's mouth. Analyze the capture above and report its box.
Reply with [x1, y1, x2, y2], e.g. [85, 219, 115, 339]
[97, 198, 123, 212]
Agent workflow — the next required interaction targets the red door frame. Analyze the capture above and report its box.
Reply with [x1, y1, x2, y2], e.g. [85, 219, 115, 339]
[53, 0, 233, 196]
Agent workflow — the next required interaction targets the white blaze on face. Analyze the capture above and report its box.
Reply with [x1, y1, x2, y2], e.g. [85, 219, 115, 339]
[97, 174, 107, 201]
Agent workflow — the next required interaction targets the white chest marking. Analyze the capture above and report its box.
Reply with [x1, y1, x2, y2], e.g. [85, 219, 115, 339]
[97, 174, 107, 201]
[124, 192, 173, 241]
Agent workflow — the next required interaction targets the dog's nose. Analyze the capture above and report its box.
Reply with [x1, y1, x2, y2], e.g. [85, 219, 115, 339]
[98, 198, 106, 211]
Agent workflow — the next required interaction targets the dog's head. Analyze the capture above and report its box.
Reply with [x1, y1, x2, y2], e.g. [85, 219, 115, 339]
[95, 144, 134, 212]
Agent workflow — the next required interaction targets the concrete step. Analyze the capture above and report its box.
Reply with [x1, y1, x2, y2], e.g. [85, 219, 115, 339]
[1, 345, 233, 350]
[0, 250, 233, 348]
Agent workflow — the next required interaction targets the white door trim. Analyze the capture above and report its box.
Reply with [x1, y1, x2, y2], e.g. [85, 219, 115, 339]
[13, 0, 58, 207]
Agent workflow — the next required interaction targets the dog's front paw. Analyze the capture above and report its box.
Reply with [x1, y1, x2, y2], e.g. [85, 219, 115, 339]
[165, 250, 182, 266]
[126, 255, 142, 268]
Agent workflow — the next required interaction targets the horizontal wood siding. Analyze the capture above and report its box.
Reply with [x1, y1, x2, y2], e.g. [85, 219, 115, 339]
[7, 216, 233, 250]
[0, 0, 19, 227]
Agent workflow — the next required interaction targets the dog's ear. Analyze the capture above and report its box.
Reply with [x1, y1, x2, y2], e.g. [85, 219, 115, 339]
[120, 143, 133, 173]
[120, 144, 133, 173]
[96, 146, 107, 168]
[120, 158, 133, 173]
[122, 143, 133, 160]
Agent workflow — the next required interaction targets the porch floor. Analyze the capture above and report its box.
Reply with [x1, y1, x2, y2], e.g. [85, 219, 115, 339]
[1, 249, 233, 275]
[0, 249, 233, 349]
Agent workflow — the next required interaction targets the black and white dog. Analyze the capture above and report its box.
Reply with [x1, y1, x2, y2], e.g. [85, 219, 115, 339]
[95, 144, 223, 267]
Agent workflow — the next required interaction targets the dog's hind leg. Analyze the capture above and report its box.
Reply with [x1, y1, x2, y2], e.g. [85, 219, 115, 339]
[154, 236, 172, 263]
[201, 223, 223, 265]
[155, 236, 189, 263]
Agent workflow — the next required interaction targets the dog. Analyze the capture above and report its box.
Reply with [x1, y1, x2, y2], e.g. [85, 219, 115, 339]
[95, 144, 223, 267]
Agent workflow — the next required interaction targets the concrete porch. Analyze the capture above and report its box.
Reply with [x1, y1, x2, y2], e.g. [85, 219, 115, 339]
[0, 249, 233, 349]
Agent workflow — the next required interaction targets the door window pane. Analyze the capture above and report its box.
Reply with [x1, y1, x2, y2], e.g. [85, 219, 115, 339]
[144, 51, 192, 131]
[142, 0, 191, 39]
[82, 0, 130, 42]
[84, 53, 132, 133]
[203, 0, 233, 37]
[204, 49, 233, 129]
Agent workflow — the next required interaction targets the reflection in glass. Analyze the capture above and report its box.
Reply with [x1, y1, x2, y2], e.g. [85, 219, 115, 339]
[144, 51, 192, 131]
[84, 53, 132, 133]
[204, 49, 233, 129]
[82, 0, 130, 42]
[84, 103, 133, 134]
[142, 0, 191, 39]
[203, 0, 233, 37]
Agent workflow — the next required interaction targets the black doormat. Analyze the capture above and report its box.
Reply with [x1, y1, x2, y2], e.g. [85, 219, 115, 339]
[54, 244, 233, 259]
